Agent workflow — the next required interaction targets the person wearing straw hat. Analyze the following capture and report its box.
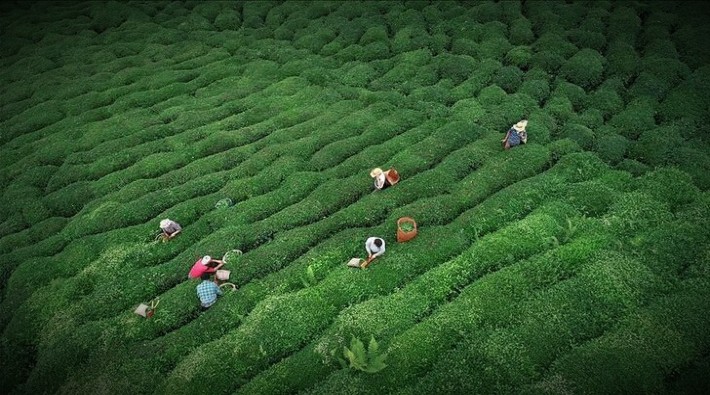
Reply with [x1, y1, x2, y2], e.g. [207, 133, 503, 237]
[502, 119, 528, 150]
[159, 218, 182, 240]
[188, 255, 225, 279]
[370, 167, 400, 190]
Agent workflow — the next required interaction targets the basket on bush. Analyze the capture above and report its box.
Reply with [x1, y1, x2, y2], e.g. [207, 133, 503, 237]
[396, 217, 418, 243]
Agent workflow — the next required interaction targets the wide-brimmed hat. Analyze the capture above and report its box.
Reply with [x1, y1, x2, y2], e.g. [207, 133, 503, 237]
[160, 219, 171, 228]
[370, 167, 383, 178]
[513, 120, 528, 132]
[201, 255, 211, 265]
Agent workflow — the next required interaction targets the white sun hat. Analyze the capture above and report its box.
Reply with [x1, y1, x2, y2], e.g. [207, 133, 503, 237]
[201, 255, 211, 265]
[513, 120, 528, 132]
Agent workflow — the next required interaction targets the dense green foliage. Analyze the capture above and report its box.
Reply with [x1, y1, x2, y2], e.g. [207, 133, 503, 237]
[1, 1, 708, 394]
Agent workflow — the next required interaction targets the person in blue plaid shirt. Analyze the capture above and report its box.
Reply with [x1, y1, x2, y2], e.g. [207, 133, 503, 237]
[196, 272, 223, 310]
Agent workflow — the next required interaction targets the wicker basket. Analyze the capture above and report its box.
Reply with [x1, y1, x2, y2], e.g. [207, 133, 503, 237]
[396, 217, 418, 242]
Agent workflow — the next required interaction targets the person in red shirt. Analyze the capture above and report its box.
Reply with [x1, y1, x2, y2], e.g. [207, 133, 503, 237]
[188, 255, 224, 279]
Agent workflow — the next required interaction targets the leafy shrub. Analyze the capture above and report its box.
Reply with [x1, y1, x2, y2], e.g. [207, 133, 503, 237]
[562, 123, 595, 150]
[673, 146, 710, 190]
[609, 99, 657, 140]
[564, 180, 618, 216]
[213, 8, 241, 31]
[588, 87, 624, 120]
[606, 191, 673, 236]
[409, 80, 455, 107]
[214, 198, 234, 209]
[533, 32, 578, 59]
[505, 46, 533, 69]
[628, 72, 673, 102]
[2, 101, 65, 145]
[605, 40, 640, 83]
[391, 26, 431, 54]
[567, 29, 606, 52]
[560, 49, 605, 90]
[571, 109, 604, 130]
[449, 38, 476, 58]
[494, 66, 523, 93]
[476, 36, 513, 62]
[547, 139, 582, 163]
[637, 167, 700, 210]
[540, 280, 710, 395]
[518, 79, 550, 106]
[433, 53, 476, 85]
[470, 1, 502, 23]
[530, 51, 565, 74]
[525, 66, 553, 82]
[359, 26, 388, 45]
[607, 5, 641, 42]
[88, 1, 131, 32]
[616, 159, 650, 177]
[550, 152, 609, 183]
[553, 81, 587, 112]
[527, 108, 556, 137]
[339, 62, 379, 87]
[543, 96, 574, 124]
[477, 85, 507, 106]
[450, 59, 500, 100]
[594, 134, 629, 164]
[294, 29, 336, 53]
[43, 181, 95, 217]
[509, 18, 534, 45]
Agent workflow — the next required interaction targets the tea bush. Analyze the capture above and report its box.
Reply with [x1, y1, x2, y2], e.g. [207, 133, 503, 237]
[630, 124, 683, 166]
[450, 58, 500, 100]
[505, 45, 533, 70]
[406, 252, 661, 394]
[536, 278, 710, 395]
[567, 28, 606, 52]
[509, 18, 534, 45]
[609, 98, 657, 140]
[562, 123, 595, 150]
[588, 87, 624, 120]
[636, 167, 699, 211]
[607, 5, 641, 42]
[594, 133, 629, 164]
[543, 95, 574, 124]
[606, 191, 673, 237]
[560, 48, 605, 90]
[494, 65, 523, 93]
[3, 2, 710, 394]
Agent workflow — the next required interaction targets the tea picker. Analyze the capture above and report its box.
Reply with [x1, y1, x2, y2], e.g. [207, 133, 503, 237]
[346, 237, 386, 269]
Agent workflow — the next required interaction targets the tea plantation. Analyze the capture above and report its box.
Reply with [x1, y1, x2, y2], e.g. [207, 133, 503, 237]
[1, 1, 709, 394]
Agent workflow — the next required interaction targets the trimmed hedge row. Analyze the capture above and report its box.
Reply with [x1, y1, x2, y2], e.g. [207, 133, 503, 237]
[147, 151, 592, 392]
[397, 251, 663, 395]
[301, 219, 617, 395]
[159, 224, 470, 395]
[239, 225, 612, 394]
[529, 277, 710, 395]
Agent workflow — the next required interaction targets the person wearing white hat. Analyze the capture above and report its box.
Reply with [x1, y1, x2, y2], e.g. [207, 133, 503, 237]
[159, 218, 182, 240]
[188, 255, 224, 279]
[502, 119, 528, 150]
[370, 167, 400, 190]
